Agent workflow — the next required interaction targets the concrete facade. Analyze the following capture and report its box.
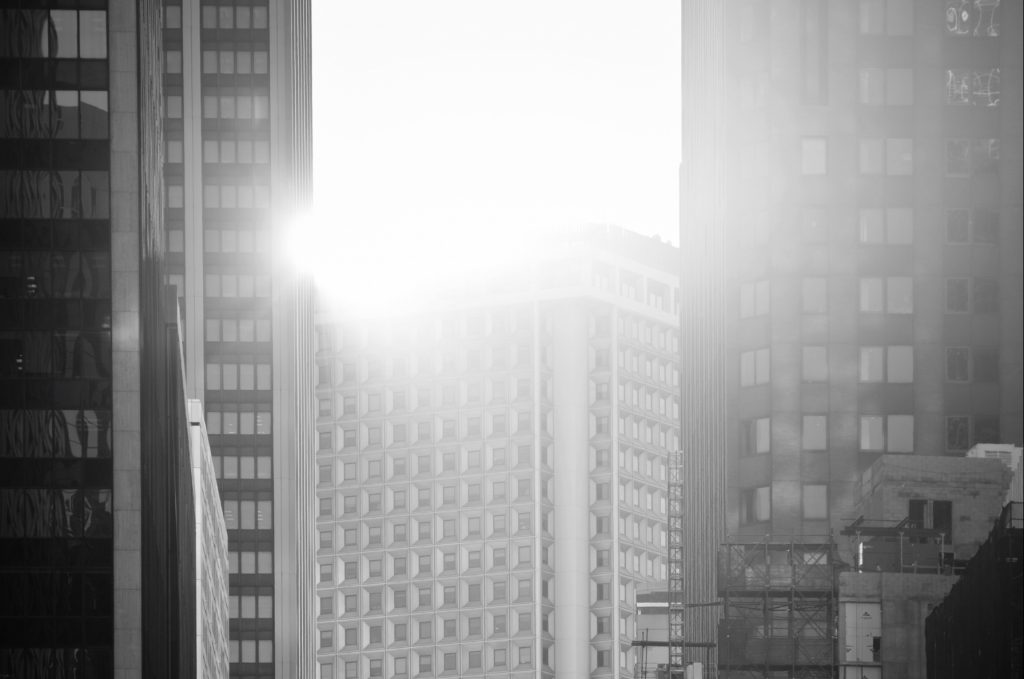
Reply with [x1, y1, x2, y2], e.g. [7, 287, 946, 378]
[838, 572, 955, 679]
[314, 226, 679, 679]
[849, 454, 1012, 560]
[190, 398, 231, 679]
[159, 1, 315, 675]
[836, 453, 1015, 679]
[693, 0, 1024, 542]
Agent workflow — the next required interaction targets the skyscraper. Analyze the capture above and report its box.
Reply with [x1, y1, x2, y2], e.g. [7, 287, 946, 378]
[0, 3, 228, 676]
[313, 226, 679, 679]
[679, 0, 1022, 671]
[159, 1, 315, 676]
[716, 0, 1022, 537]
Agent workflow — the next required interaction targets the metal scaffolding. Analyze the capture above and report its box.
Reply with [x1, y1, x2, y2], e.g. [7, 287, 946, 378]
[667, 448, 686, 676]
[717, 538, 836, 679]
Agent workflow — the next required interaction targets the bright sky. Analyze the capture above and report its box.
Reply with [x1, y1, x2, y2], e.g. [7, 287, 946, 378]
[305, 1, 680, 312]
[311, 0, 680, 239]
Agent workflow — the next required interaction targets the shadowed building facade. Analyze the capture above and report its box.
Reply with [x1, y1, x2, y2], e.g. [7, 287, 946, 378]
[159, 1, 315, 676]
[0, 3, 229, 675]
[0, 1, 309, 676]
[718, 0, 1022, 541]
[680, 0, 1023, 673]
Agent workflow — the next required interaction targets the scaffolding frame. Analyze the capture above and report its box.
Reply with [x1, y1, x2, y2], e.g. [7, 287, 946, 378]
[667, 448, 686, 675]
[718, 537, 837, 679]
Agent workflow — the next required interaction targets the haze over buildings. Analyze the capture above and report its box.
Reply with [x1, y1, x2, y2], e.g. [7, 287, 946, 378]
[313, 226, 679, 678]
[679, 0, 1023, 674]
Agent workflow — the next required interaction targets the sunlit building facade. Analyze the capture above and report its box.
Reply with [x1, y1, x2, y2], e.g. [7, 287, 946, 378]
[159, 1, 315, 677]
[314, 226, 680, 678]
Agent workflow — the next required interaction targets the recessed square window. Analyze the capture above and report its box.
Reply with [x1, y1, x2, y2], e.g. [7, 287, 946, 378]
[801, 137, 828, 175]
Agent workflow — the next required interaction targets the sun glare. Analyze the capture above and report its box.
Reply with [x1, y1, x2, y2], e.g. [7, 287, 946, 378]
[285, 213, 551, 318]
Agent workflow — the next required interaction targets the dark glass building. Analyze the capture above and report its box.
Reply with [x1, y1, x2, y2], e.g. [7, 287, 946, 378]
[1, 1, 231, 676]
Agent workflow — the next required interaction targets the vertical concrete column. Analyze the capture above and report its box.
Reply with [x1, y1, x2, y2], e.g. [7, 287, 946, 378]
[181, 0, 205, 395]
[109, 1, 142, 675]
[551, 302, 591, 675]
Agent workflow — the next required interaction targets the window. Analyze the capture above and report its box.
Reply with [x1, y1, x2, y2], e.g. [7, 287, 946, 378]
[946, 68, 1001, 107]
[517, 478, 531, 499]
[946, 277, 997, 313]
[418, 654, 431, 674]
[859, 0, 913, 35]
[742, 417, 771, 455]
[946, 139, 999, 177]
[803, 485, 828, 519]
[802, 346, 828, 382]
[802, 415, 827, 451]
[946, 347, 971, 382]
[742, 487, 771, 523]
[740, 348, 770, 386]
[739, 280, 770, 317]
[517, 578, 532, 600]
[908, 499, 953, 540]
[945, 415, 970, 451]
[494, 648, 507, 667]
[860, 415, 914, 452]
[860, 346, 913, 383]
[860, 138, 913, 175]
[802, 278, 827, 313]
[859, 68, 913, 105]
[946, 208, 999, 244]
[801, 137, 828, 174]
[859, 208, 913, 244]
[860, 277, 913, 313]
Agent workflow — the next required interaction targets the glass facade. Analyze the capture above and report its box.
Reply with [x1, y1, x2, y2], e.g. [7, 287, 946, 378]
[0, 5, 114, 676]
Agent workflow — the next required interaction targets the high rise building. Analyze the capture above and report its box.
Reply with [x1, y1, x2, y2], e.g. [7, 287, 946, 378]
[679, 0, 1023, 671]
[313, 226, 679, 679]
[715, 0, 1022, 538]
[0, 1, 312, 676]
[159, 1, 315, 676]
[0, 2, 230, 674]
